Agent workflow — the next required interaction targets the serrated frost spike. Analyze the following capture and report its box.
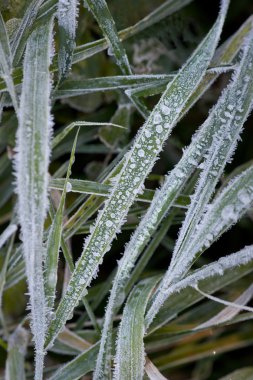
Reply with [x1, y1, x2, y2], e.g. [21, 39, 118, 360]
[14, 18, 54, 380]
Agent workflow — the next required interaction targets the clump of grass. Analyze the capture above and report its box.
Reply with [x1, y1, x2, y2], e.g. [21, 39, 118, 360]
[0, 0, 253, 379]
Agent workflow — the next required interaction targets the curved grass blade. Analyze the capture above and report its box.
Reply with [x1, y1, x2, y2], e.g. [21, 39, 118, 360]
[48, 342, 99, 380]
[0, 12, 18, 112]
[5, 327, 28, 380]
[11, 0, 45, 66]
[0, 224, 17, 249]
[52, 121, 125, 148]
[0, 0, 196, 92]
[74, 0, 194, 65]
[113, 277, 159, 380]
[57, 0, 79, 80]
[187, 164, 253, 257]
[85, 0, 131, 75]
[195, 284, 253, 330]
[49, 177, 188, 207]
[45, 0, 229, 349]
[45, 130, 79, 310]
[145, 357, 168, 380]
[146, 25, 253, 327]
[14, 18, 54, 380]
[148, 245, 253, 332]
[54, 74, 173, 99]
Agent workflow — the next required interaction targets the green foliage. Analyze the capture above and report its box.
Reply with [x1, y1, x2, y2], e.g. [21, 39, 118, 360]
[0, 0, 252, 379]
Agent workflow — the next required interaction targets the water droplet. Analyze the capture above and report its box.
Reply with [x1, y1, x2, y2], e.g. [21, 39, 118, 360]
[106, 220, 113, 227]
[66, 182, 72, 192]
[161, 104, 171, 115]
[153, 113, 162, 124]
[138, 149, 145, 157]
[156, 125, 163, 133]
[237, 189, 250, 205]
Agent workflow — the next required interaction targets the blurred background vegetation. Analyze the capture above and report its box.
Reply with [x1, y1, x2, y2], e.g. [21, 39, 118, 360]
[0, 0, 253, 378]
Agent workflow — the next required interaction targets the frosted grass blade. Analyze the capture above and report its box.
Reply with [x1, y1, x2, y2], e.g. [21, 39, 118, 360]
[48, 343, 99, 380]
[148, 253, 253, 334]
[58, 0, 79, 80]
[0, 12, 18, 112]
[113, 277, 159, 380]
[147, 245, 253, 331]
[14, 18, 54, 380]
[0, 224, 17, 249]
[11, 0, 45, 66]
[49, 177, 188, 207]
[5, 327, 28, 380]
[85, 0, 131, 75]
[73, 0, 194, 64]
[187, 165, 253, 256]
[45, 0, 229, 348]
[45, 130, 79, 310]
[146, 25, 253, 327]
[54, 74, 173, 99]
[52, 121, 125, 148]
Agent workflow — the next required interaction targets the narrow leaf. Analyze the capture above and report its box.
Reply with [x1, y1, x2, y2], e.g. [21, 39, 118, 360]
[45, 130, 79, 309]
[113, 277, 159, 380]
[14, 18, 54, 380]
[45, 0, 229, 348]
[58, 0, 79, 80]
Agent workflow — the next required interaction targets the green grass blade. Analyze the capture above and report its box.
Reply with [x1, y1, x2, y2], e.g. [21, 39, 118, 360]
[11, 0, 45, 66]
[45, 0, 229, 349]
[54, 74, 173, 99]
[85, 0, 132, 75]
[49, 177, 188, 207]
[0, 224, 17, 249]
[57, 0, 79, 80]
[146, 24, 253, 327]
[0, 12, 18, 112]
[48, 343, 99, 380]
[14, 17, 54, 380]
[113, 277, 159, 380]
[187, 164, 253, 257]
[5, 327, 28, 380]
[45, 130, 79, 310]
[148, 245, 253, 333]
[95, 214, 175, 379]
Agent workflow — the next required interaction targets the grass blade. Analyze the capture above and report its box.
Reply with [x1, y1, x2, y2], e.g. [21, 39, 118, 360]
[0, 12, 18, 112]
[146, 24, 253, 327]
[45, 130, 79, 310]
[187, 164, 253, 257]
[57, 0, 79, 80]
[11, 0, 45, 66]
[48, 343, 99, 380]
[85, 0, 132, 75]
[113, 277, 159, 380]
[147, 245, 253, 332]
[0, 224, 17, 249]
[14, 17, 54, 380]
[5, 327, 28, 380]
[45, 0, 229, 349]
